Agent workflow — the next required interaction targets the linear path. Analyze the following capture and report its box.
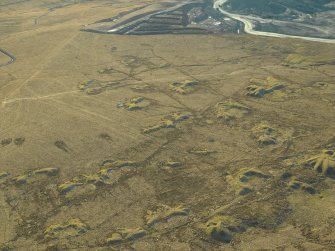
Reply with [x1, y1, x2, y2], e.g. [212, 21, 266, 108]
[3, 32, 78, 103]
[214, 0, 335, 44]
[1, 90, 80, 107]
[0, 48, 16, 68]
[0, 69, 250, 107]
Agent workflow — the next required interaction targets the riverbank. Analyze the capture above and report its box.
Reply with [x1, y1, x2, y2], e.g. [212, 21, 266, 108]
[214, 0, 335, 44]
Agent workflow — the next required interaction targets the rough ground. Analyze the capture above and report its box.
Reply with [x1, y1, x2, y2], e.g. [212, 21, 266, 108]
[0, 0, 335, 250]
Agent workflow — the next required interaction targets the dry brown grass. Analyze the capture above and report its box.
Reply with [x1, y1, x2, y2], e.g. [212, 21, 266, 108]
[1, 0, 335, 250]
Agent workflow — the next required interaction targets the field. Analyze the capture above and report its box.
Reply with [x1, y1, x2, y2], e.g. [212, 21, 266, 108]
[1, 0, 335, 250]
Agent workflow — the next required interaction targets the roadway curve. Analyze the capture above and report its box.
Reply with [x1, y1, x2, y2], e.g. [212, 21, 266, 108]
[214, 0, 335, 44]
[0, 48, 16, 68]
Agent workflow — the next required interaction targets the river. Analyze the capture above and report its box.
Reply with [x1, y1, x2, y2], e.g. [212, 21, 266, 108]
[214, 0, 335, 44]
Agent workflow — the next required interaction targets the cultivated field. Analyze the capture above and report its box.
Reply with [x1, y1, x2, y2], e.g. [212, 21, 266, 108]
[1, 0, 335, 250]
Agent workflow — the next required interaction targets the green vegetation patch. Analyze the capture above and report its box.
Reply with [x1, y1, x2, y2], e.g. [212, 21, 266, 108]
[143, 112, 192, 134]
[0, 171, 10, 184]
[107, 228, 147, 245]
[169, 80, 199, 94]
[118, 96, 150, 111]
[189, 147, 214, 156]
[306, 149, 335, 179]
[246, 76, 285, 98]
[200, 215, 245, 243]
[160, 161, 182, 171]
[0, 171, 10, 179]
[287, 177, 317, 194]
[58, 160, 138, 197]
[13, 167, 59, 185]
[78, 79, 119, 95]
[44, 218, 89, 240]
[145, 205, 189, 227]
[252, 123, 279, 145]
[227, 168, 271, 196]
[215, 100, 250, 121]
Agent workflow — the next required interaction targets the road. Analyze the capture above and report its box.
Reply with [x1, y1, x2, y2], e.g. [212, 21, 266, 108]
[214, 0, 335, 44]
